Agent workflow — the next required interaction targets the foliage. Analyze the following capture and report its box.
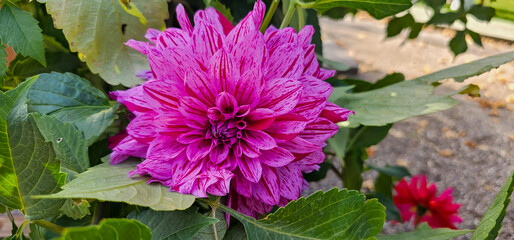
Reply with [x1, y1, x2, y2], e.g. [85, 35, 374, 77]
[0, 0, 513, 239]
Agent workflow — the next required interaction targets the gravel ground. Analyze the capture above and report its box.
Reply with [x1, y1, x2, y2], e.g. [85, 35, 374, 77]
[309, 15, 514, 239]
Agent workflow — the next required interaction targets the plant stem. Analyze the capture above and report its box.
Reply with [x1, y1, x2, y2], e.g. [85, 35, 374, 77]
[212, 207, 219, 240]
[260, 0, 280, 33]
[32, 220, 64, 234]
[346, 126, 369, 151]
[280, 0, 296, 29]
[16, 220, 29, 238]
[296, 5, 305, 29]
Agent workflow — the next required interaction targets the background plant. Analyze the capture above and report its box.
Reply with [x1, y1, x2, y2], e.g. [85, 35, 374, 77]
[0, 0, 513, 239]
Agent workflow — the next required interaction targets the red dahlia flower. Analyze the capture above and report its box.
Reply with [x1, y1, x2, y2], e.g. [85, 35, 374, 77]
[393, 175, 462, 229]
[109, 0, 353, 217]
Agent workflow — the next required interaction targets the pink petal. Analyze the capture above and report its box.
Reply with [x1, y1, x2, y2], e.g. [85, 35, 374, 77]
[192, 19, 226, 65]
[130, 156, 172, 180]
[237, 156, 262, 183]
[251, 0, 265, 28]
[239, 140, 261, 158]
[320, 102, 354, 123]
[234, 67, 263, 108]
[185, 67, 217, 106]
[143, 80, 185, 111]
[264, 27, 297, 50]
[266, 43, 304, 79]
[110, 135, 148, 164]
[252, 166, 279, 205]
[147, 136, 187, 159]
[170, 152, 204, 187]
[177, 129, 205, 144]
[210, 49, 239, 94]
[110, 87, 151, 114]
[295, 151, 325, 173]
[179, 96, 209, 123]
[126, 113, 157, 143]
[298, 25, 314, 46]
[265, 113, 308, 140]
[156, 28, 190, 50]
[258, 78, 302, 115]
[257, 147, 295, 168]
[232, 30, 268, 75]
[206, 168, 234, 196]
[299, 117, 339, 145]
[145, 28, 161, 43]
[246, 108, 276, 130]
[153, 112, 191, 138]
[234, 171, 252, 197]
[279, 136, 322, 154]
[216, 92, 238, 117]
[125, 40, 150, 55]
[209, 143, 230, 164]
[243, 130, 277, 150]
[186, 139, 213, 162]
[293, 76, 333, 122]
[176, 4, 193, 35]
[277, 164, 302, 200]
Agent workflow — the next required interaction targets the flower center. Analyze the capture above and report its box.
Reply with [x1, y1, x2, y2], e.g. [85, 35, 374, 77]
[210, 118, 246, 146]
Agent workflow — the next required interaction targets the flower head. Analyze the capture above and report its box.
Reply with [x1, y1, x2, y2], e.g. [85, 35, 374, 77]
[393, 175, 462, 229]
[109, 0, 353, 217]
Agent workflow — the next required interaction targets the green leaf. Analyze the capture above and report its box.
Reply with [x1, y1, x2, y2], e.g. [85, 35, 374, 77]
[0, 78, 66, 220]
[348, 124, 393, 150]
[333, 51, 514, 126]
[223, 223, 247, 240]
[386, 14, 414, 38]
[374, 173, 393, 199]
[327, 126, 350, 157]
[299, 0, 413, 19]
[59, 199, 91, 220]
[0, 42, 7, 79]
[5, 51, 81, 80]
[468, 5, 495, 21]
[128, 208, 218, 240]
[204, 0, 234, 23]
[370, 73, 405, 90]
[0, 2, 45, 65]
[466, 29, 483, 47]
[471, 171, 514, 240]
[220, 188, 385, 240]
[41, 0, 169, 86]
[33, 114, 89, 176]
[366, 192, 401, 222]
[27, 72, 118, 145]
[193, 209, 227, 240]
[449, 31, 468, 57]
[459, 84, 481, 97]
[377, 223, 472, 240]
[38, 161, 196, 211]
[367, 164, 411, 178]
[302, 162, 331, 182]
[316, 54, 350, 71]
[427, 12, 461, 25]
[341, 149, 365, 190]
[57, 218, 152, 240]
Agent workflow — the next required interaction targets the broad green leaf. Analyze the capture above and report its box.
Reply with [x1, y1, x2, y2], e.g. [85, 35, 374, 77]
[348, 124, 393, 150]
[386, 14, 414, 38]
[316, 54, 350, 71]
[5, 52, 81, 80]
[41, 0, 169, 86]
[468, 5, 495, 21]
[334, 51, 514, 126]
[59, 199, 91, 220]
[38, 161, 196, 211]
[377, 223, 472, 240]
[0, 78, 66, 220]
[374, 173, 393, 199]
[128, 208, 218, 240]
[57, 218, 152, 240]
[298, 0, 413, 19]
[33, 114, 89, 175]
[27, 72, 118, 145]
[341, 149, 365, 190]
[459, 84, 481, 97]
[471, 171, 514, 240]
[223, 223, 247, 240]
[0, 2, 45, 65]
[366, 192, 401, 222]
[449, 31, 468, 57]
[327, 126, 350, 157]
[220, 188, 385, 240]
[193, 209, 227, 240]
[0, 43, 7, 79]
[466, 30, 483, 47]
[367, 164, 411, 178]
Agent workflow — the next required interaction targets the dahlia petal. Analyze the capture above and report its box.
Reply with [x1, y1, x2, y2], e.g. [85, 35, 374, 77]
[130, 156, 172, 180]
[148, 136, 187, 159]
[170, 153, 204, 187]
[156, 28, 190, 50]
[126, 40, 150, 55]
[110, 135, 148, 164]
[234, 66, 263, 107]
[153, 112, 191, 137]
[136, 70, 154, 80]
[186, 139, 213, 162]
[216, 92, 238, 117]
[244, 130, 277, 150]
[303, 45, 318, 76]
[234, 171, 252, 197]
[252, 166, 280, 205]
[143, 79, 185, 111]
[179, 96, 209, 123]
[108, 131, 128, 150]
[184, 67, 217, 106]
[279, 136, 322, 154]
[176, 4, 193, 35]
[239, 140, 261, 158]
[298, 117, 339, 145]
[227, 14, 257, 50]
[210, 49, 239, 94]
[207, 8, 234, 35]
[206, 169, 234, 196]
[177, 130, 205, 144]
[232, 30, 267, 75]
[277, 164, 302, 200]
[237, 156, 262, 183]
[209, 143, 230, 164]
[251, 0, 265, 28]
[145, 28, 161, 43]
[126, 113, 157, 143]
[266, 43, 304, 79]
[264, 27, 297, 50]
[246, 108, 276, 130]
[192, 19, 226, 65]
[258, 78, 302, 115]
[320, 102, 354, 123]
[110, 87, 151, 114]
[297, 25, 314, 46]
[257, 147, 295, 167]
[316, 68, 336, 80]
[265, 113, 308, 140]
[296, 151, 325, 173]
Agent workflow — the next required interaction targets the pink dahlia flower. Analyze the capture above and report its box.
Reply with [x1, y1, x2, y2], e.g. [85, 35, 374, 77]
[393, 175, 462, 229]
[109, 0, 353, 217]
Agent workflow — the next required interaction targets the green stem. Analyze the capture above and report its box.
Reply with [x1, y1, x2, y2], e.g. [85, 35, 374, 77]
[296, 5, 305, 29]
[32, 220, 64, 234]
[280, 0, 296, 29]
[211, 206, 219, 240]
[260, 0, 280, 33]
[16, 221, 29, 238]
[346, 126, 369, 151]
